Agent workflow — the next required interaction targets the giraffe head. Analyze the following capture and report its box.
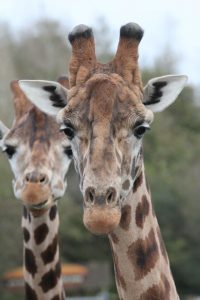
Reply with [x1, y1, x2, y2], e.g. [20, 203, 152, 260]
[0, 78, 72, 213]
[19, 23, 187, 232]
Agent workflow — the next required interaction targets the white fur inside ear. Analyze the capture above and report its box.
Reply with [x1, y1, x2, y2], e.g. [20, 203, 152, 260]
[143, 75, 188, 112]
[19, 80, 68, 116]
[0, 121, 9, 147]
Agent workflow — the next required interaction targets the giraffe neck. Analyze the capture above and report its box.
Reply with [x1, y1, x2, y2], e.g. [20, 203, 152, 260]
[108, 164, 179, 300]
[22, 204, 65, 300]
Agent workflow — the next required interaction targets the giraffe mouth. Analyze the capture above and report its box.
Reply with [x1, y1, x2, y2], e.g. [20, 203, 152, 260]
[29, 200, 49, 210]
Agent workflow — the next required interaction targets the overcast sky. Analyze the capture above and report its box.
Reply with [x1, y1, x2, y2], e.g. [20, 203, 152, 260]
[0, 0, 200, 86]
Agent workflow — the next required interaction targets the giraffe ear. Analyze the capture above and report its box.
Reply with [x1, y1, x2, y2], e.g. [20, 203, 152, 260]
[143, 75, 188, 112]
[0, 121, 9, 148]
[18, 80, 69, 116]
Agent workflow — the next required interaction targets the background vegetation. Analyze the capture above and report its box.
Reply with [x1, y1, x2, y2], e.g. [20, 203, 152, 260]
[0, 19, 199, 299]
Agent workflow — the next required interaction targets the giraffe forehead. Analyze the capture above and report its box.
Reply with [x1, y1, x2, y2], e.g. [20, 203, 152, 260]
[65, 76, 147, 129]
[6, 107, 63, 146]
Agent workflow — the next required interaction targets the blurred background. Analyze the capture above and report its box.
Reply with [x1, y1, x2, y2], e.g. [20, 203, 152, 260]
[0, 0, 200, 299]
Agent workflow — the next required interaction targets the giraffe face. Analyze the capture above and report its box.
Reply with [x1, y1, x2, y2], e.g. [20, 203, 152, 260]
[57, 74, 153, 234]
[0, 82, 71, 212]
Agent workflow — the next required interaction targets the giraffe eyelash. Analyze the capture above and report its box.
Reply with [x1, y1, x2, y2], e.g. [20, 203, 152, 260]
[133, 123, 150, 139]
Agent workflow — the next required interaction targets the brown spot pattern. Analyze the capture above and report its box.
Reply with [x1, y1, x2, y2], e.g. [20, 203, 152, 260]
[29, 109, 49, 148]
[127, 229, 159, 280]
[157, 227, 168, 263]
[161, 273, 170, 293]
[28, 212, 31, 223]
[39, 269, 58, 293]
[139, 273, 170, 300]
[24, 248, 37, 277]
[133, 172, 143, 193]
[41, 235, 58, 264]
[120, 205, 131, 231]
[139, 285, 165, 300]
[23, 206, 28, 219]
[49, 205, 57, 221]
[25, 282, 38, 300]
[122, 179, 130, 190]
[51, 296, 60, 300]
[55, 260, 62, 278]
[135, 195, 150, 228]
[110, 232, 119, 244]
[23, 227, 30, 243]
[34, 223, 49, 245]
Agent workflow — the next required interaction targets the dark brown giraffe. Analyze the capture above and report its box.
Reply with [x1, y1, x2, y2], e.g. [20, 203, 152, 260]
[0, 79, 72, 300]
[19, 23, 187, 299]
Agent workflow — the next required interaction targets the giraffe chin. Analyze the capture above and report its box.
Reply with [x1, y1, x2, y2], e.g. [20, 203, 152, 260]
[28, 199, 49, 210]
[22, 198, 52, 212]
[21, 183, 52, 211]
[83, 206, 121, 235]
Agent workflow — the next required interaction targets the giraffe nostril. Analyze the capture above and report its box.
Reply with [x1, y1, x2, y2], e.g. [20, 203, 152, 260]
[39, 174, 48, 184]
[106, 187, 117, 205]
[25, 173, 31, 182]
[85, 187, 95, 205]
[89, 191, 94, 203]
[107, 191, 113, 203]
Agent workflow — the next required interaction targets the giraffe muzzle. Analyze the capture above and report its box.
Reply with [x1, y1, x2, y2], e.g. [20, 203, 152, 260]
[83, 205, 121, 235]
[83, 187, 121, 234]
[21, 171, 52, 209]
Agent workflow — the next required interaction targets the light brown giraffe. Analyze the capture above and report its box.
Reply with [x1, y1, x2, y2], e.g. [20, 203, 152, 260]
[0, 79, 72, 300]
[19, 23, 187, 299]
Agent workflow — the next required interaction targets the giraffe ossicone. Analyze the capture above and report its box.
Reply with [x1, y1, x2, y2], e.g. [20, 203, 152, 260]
[19, 22, 187, 300]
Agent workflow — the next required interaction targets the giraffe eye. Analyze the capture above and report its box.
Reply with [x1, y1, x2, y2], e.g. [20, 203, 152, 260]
[3, 145, 16, 159]
[134, 124, 150, 139]
[60, 122, 75, 140]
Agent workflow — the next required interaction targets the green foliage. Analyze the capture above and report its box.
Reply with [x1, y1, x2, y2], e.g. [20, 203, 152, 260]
[60, 195, 111, 263]
[0, 291, 22, 300]
[0, 153, 22, 272]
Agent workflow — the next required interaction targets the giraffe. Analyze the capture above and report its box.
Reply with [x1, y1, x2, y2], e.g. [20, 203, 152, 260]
[19, 23, 187, 299]
[0, 78, 72, 300]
